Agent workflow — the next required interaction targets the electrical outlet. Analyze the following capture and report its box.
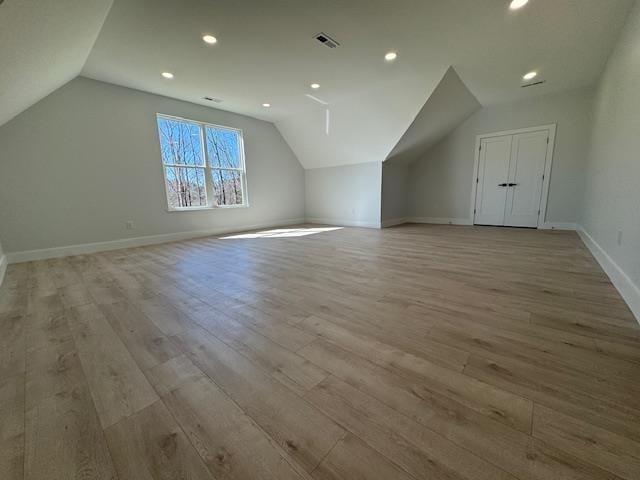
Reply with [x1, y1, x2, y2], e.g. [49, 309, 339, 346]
[617, 229, 623, 246]
[125, 221, 134, 230]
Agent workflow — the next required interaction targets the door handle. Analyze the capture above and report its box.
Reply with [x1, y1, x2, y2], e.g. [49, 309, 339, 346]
[498, 183, 508, 187]
[508, 183, 518, 187]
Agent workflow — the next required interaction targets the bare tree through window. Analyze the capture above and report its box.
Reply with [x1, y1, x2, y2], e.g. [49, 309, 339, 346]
[206, 126, 244, 206]
[156, 115, 247, 210]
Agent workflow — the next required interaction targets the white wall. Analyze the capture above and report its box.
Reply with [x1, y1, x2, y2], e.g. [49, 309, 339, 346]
[385, 67, 480, 165]
[0, 77, 305, 255]
[580, 1, 640, 320]
[305, 162, 382, 228]
[381, 162, 409, 224]
[407, 87, 594, 226]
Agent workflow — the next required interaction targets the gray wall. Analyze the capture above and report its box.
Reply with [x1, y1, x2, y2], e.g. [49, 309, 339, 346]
[407, 87, 594, 225]
[0, 77, 305, 253]
[381, 162, 409, 223]
[305, 162, 382, 228]
[581, 2, 640, 301]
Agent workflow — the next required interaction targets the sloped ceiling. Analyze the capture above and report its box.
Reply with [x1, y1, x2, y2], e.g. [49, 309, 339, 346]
[0, 0, 114, 126]
[276, 68, 449, 169]
[80, 0, 634, 170]
[2, 0, 635, 170]
[384, 67, 481, 165]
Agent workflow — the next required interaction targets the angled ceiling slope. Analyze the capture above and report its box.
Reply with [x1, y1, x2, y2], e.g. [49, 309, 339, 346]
[0, 0, 114, 126]
[385, 67, 481, 165]
[80, 0, 633, 170]
[276, 67, 449, 169]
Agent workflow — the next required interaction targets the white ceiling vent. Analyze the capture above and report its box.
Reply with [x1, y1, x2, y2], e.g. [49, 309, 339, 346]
[314, 32, 340, 48]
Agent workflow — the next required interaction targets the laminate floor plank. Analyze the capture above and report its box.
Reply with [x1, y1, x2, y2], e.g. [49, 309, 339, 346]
[306, 375, 518, 480]
[299, 339, 622, 480]
[0, 312, 26, 379]
[299, 315, 533, 433]
[0, 375, 25, 480]
[533, 404, 640, 480]
[25, 338, 85, 410]
[0, 224, 638, 479]
[464, 353, 640, 442]
[67, 303, 158, 428]
[172, 323, 345, 472]
[24, 383, 117, 480]
[104, 400, 214, 480]
[311, 433, 415, 480]
[99, 301, 182, 371]
[164, 375, 313, 480]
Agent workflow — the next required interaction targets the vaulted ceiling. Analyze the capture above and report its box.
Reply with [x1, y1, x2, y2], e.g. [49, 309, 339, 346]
[0, 0, 114, 126]
[1, 0, 635, 169]
[384, 67, 481, 165]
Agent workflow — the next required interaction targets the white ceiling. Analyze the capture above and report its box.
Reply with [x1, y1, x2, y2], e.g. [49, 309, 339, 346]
[385, 67, 481, 165]
[0, 0, 113, 126]
[1, 0, 635, 169]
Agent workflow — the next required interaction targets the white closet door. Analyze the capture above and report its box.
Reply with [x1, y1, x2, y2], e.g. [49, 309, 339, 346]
[474, 135, 511, 226]
[504, 130, 549, 228]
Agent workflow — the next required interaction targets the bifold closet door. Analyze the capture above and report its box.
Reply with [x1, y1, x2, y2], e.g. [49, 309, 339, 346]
[474, 135, 512, 226]
[503, 130, 549, 228]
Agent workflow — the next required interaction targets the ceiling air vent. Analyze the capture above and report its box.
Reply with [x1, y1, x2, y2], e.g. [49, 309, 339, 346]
[521, 80, 546, 88]
[314, 32, 340, 48]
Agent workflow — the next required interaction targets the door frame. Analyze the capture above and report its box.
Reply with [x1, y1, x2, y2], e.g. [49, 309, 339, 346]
[469, 124, 557, 228]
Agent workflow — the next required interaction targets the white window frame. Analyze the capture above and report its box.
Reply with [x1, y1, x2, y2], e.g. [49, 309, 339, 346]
[156, 113, 249, 212]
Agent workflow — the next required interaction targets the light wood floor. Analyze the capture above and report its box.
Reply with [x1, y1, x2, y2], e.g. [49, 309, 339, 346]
[1, 224, 639, 480]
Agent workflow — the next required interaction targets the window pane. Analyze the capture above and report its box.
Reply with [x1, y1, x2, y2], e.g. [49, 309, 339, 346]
[212, 169, 243, 206]
[157, 117, 204, 166]
[206, 126, 241, 168]
[164, 166, 207, 208]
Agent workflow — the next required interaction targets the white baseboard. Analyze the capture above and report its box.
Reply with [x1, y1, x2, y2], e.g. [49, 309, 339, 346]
[540, 222, 578, 231]
[381, 218, 408, 228]
[305, 217, 381, 229]
[577, 226, 640, 324]
[6, 218, 305, 264]
[0, 254, 7, 288]
[407, 217, 473, 226]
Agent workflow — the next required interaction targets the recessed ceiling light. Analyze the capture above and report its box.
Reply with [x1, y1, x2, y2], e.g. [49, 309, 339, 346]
[310, 83, 320, 89]
[523, 71, 538, 81]
[385, 52, 398, 61]
[202, 35, 217, 45]
[262, 103, 271, 108]
[510, 0, 529, 10]
[161, 72, 174, 79]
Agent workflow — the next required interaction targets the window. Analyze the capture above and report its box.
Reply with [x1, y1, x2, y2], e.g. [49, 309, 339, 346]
[156, 114, 247, 210]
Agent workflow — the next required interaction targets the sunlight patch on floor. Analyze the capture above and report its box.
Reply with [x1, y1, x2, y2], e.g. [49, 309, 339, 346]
[220, 227, 343, 239]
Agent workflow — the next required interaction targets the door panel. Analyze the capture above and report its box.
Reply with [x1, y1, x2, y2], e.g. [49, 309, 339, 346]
[504, 131, 548, 227]
[474, 135, 511, 226]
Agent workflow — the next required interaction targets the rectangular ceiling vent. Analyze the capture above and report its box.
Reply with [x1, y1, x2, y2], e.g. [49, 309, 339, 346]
[314, 32, 340, 48]
[521, 80, 546, 88]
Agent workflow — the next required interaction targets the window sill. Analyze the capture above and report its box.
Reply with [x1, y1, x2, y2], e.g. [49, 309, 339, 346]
[167, 204, 249, 213]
